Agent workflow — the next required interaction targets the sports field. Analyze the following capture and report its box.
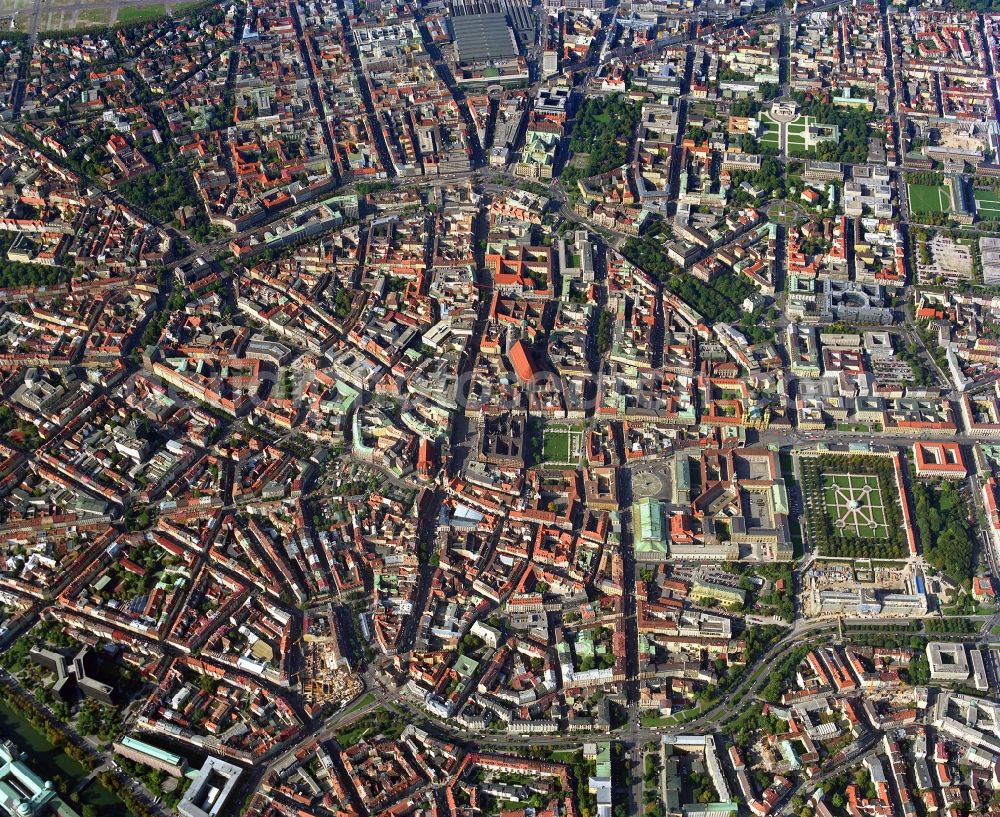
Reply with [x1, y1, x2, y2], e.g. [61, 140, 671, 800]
[820, 473, 890, 540]
[974, 189, 1000, 219]
[908, 183, 949, 215]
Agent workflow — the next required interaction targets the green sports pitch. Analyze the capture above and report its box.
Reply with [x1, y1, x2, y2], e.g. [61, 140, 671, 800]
[908, 183, 949, 215]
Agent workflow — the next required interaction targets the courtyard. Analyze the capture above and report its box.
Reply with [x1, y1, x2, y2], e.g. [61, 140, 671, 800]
[542, 423, 585, 466]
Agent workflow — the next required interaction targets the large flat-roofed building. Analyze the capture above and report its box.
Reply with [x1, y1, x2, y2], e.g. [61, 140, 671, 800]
[28, 646, 115, 706]
[969, 648, 989, 692]
[113, 737, 188, 777]
[451, 14, 519, 63]
[803, 160, 845, 183]
[811, 588, 926, 617]
[926, 642, 970, 683]
[879, 593, 928, 617]
[178, 756, 242, 817]
[691, 579, 746, 607]
[813, 587, 882, 616]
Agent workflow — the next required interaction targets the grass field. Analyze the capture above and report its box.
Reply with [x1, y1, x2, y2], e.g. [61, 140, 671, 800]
[908, 183, 949, 215]
[75, 7, 113, 25]
[0, 0, 32, 28]
[340, 692, 375, 717]
[974, 188, 1000, 219]
[542, 424, 583, 465]
[783, 115, 815, 153]
[13, 0, 177, 32]
[116, 3, 166, 24]
[820, 473, 890, 540]
[170, 0, 213, 12]
[759, 112, 781, 147]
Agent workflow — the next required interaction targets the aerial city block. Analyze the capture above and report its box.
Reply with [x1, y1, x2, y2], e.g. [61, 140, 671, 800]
[0, 0, 997, 815]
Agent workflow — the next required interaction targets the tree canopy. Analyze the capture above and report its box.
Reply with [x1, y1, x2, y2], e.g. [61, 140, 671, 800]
[912, 480, 974, 584]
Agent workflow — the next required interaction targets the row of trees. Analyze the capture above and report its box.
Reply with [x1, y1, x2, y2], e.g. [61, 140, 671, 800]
[925, 617, 976, 633]
[948, 0, 1000, 10]
[595, 308, 614, 356]
[907, 171, 945, 187]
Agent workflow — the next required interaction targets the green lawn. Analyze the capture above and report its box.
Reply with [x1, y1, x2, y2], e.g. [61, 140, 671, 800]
[909, 183, 949, 215]
[542, 424, 583, 465]
[335, 708, 403, 748]
[543, 430, 570, 463]
[116, 3, 166, 25]
[759, 113, 780, 137]
[340, 692, 375, 717]
[760, 113, 781, 148]
[974, 189, 1000, 218]
[76, 8, 112, 25]
[820, 473, 890, 540]
[170, 0, 211, 12]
